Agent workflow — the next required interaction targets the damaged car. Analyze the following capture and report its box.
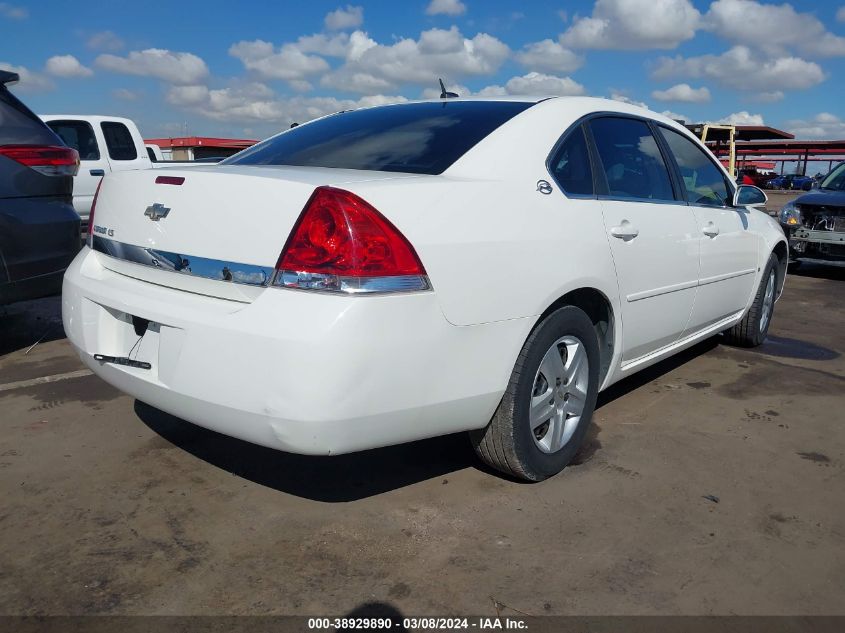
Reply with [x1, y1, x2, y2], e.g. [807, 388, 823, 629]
[780, 162, 845, 267]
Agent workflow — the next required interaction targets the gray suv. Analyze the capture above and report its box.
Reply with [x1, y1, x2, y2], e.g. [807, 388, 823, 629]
[1, 70, 80, 305]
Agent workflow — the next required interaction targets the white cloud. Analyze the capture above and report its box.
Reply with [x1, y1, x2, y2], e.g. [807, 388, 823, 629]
[714, 111, 764, 126]
[96, 49, 209, 84]
[660, 109, 690, 122]
[0, 2, 26, 19]
[651, 83, 710, 103]
[165, 80, 408, 126]
[753, 91, 785, 103]
[45, 55, 94, 78]
[610, 92, 649, 109]
[783, 112, 845, 139]
[653, 45, 825, 92]
[112, 88, 140, 101]
[294, 32, 356, 58]
[0, 61, 53, 92]
[705, 0, 845, 57]
[321, 26, 509, 93]
[516, 39, 582, 74]
[229, 39, 329, 86]
[838, 6, 845, 22]
[86, 30, 124, 51]
[324, 5, 363, 31]
[166, 84, 212, 107]
[560, 0, 700, 50]
[505, 72, 585, 96]
[426, 0, 467, 17]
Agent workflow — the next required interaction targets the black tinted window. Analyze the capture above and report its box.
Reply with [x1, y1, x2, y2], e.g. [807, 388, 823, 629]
[101, 122, 137, 160]
[549, 127, 593, 196]
[0, 87, 60, 145]
[225, 101, 534, 175]
[589, 117, 675, 202]
[660, 127, 730, 207]
[47, 120, 100, 160]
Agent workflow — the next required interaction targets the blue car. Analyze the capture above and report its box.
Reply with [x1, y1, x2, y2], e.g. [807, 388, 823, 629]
[765, 173, 815, 191]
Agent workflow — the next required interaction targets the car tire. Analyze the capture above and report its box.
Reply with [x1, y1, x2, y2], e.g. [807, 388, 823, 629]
[722, 253, 779, 348]
[470, 306, 600, 481]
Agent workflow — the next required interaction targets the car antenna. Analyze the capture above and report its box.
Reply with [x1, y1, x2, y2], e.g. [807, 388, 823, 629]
[439, 78, 459, 99]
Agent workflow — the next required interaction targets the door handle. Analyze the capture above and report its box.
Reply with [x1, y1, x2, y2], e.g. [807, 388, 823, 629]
[702, 222, 719, 237]
[89, 169, 105, 177]
[610, 221, 639, 240]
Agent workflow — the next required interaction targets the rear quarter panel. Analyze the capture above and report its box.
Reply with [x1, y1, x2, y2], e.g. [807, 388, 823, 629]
[349, 176, 619, 328]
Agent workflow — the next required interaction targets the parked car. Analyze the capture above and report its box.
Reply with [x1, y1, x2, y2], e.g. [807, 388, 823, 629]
[779, 162, 845, 267]
[62, 98, 787, 481]
[39, 115, 220, 224]
[765, 173, 814, 191]
[736, 168, 770, 188]
[0, 71, 80, 306]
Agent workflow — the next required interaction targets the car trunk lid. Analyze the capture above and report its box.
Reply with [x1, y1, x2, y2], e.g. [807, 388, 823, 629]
[91, 165, 424, 301]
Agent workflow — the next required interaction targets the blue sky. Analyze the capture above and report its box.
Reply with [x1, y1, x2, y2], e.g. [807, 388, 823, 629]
[2, 0, 844, 140]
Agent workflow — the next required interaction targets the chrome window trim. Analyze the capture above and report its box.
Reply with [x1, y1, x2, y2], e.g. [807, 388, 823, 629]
[595, 194, 682, 206]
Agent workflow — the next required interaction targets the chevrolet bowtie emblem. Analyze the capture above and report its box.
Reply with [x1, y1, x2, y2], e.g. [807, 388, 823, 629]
[144, 203, 171, 221]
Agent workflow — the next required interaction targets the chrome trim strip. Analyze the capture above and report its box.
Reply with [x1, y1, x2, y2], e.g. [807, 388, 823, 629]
[698, 268, 756, 287]
[92, 236, 274, 287]
[626, 279, 698, 303]
[627, 267, 757, 303]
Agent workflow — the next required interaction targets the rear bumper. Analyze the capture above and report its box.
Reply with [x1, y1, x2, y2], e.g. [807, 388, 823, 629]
[62, 248, 531, 455]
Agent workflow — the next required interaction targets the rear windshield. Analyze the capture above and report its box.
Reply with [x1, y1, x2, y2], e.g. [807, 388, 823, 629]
[0, 86, 61, 146]
[224, 101, 534, 175]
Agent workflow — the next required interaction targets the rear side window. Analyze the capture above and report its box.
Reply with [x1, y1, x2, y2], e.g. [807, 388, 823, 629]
[224, 101, 534, 175]
[659, 127, 731, 207]
[0, 87, 60, 146]
[549, 127, 593, 196]
[589, 117, 675, 202]
[101, 122, 137, 160]
[47, 120, 100, 160]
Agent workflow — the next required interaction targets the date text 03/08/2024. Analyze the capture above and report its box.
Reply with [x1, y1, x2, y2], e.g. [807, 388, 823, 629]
[307, 617, 528, 630]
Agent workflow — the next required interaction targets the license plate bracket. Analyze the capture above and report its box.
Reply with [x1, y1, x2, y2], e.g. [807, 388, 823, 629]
[93, 354, 152, 370]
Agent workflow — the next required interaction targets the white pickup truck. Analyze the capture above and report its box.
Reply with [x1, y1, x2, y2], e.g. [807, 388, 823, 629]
[39, 115, 217, 223]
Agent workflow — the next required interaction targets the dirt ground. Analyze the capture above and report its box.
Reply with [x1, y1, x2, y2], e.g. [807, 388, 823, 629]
[0, 264, 843, 617]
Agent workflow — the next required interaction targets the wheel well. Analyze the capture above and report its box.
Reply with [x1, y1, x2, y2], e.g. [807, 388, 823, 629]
[539, 288, 615, 385]
[772, 241, 788, 297]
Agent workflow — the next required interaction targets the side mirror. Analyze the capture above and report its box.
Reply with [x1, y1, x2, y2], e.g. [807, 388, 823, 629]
[734, 185, 767, 209]
[811, 180, 820, 190]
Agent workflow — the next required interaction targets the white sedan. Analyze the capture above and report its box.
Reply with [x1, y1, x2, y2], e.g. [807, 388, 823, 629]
[62, 97, 787, 481]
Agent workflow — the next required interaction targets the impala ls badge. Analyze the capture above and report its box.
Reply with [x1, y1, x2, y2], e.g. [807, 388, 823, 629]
[144, 203, 171, 221]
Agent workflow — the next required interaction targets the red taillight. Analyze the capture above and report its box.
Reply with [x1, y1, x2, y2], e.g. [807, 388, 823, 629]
[0, 144, 79, 177]
[155, 175, 185, 185]
[275, 186, 429, 294]
[86, 179, 104, 248]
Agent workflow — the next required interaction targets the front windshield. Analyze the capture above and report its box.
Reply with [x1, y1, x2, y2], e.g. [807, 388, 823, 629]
[821, 163, 845, 191]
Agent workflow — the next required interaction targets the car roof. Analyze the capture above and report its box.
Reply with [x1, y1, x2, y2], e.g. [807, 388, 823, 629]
[38, 114, 137, 126]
